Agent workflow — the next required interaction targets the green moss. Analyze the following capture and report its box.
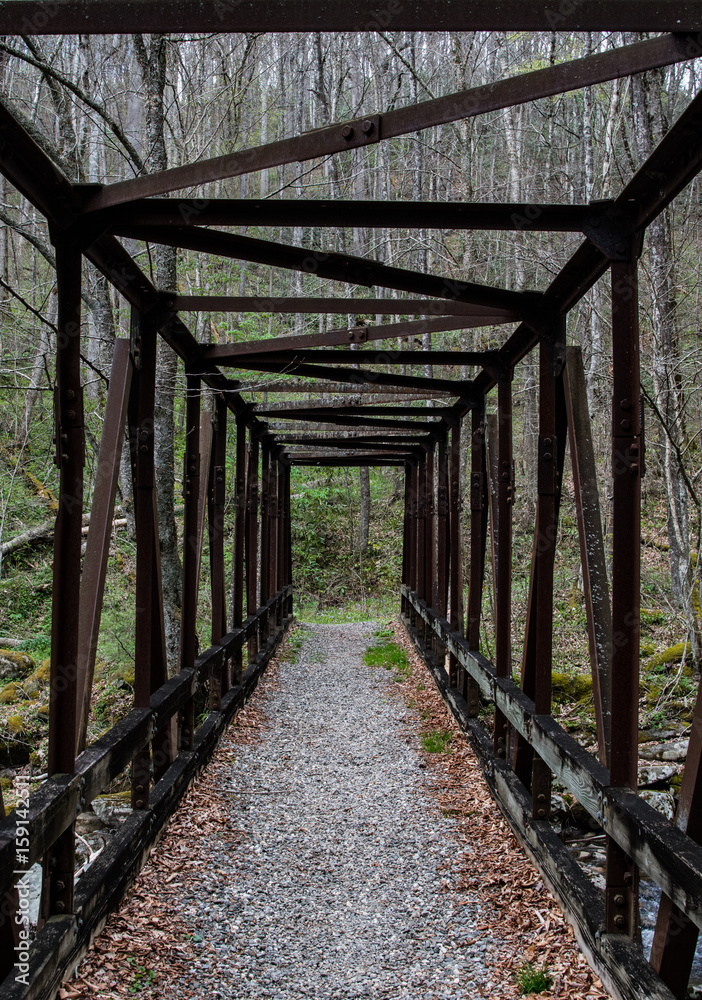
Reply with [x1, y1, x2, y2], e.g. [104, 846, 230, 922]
[0, 649, 35, 678]
[646, 643, 691, 669]
[0, 776, 12, 791]
[644, 685, 662, 706]
[566, 579, 581, 611]
[6, 716, 24, 734]
[551, 672, 593, 703]
[640, 642, 656, 659]
[0, 683, 18, 704]
[641, 608, 667, 626]
[35, 660, 51, 683]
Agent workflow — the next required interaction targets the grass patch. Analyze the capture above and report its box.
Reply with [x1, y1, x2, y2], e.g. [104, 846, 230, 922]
[283, 627, 305, 664]
[296, 596, 398, 624]
[420, 729, 452, 753]
[364, 641, 411, 682]
[517, 962, 553, 995]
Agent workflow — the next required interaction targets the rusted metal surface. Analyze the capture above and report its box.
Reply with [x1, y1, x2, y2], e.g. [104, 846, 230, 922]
[246, 435, 260, 660]
[70, 34, 696, 204]
[110, 223, 532, 314]
[180, 374, 202, 752]
[493, 373, 513, 761]
[91, 197, 608, 232]
[76, 338, 132, 753]
[201, 318, 501, 358]
[44, 237, 84, 922]
[564, 346, 612, 766]
[174, 296, 513, 317]
[605, 256, 642, 940]
[5, 21, 702, 1000]
[4, 2, 698, 33]
[651, 667, 702, 996]
[447, 425, 462, 688]
[208, 396, 228, 706]
[131, 314, 158, 811]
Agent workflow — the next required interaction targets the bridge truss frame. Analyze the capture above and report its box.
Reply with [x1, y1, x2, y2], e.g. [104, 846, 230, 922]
[0, 6, 702, 999]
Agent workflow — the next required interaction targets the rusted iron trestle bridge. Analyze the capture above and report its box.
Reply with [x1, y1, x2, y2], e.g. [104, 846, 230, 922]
[2, 5, 702, 1000]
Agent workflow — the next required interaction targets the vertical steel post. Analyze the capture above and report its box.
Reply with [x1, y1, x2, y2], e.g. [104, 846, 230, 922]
[180, 372, 201, 751]
[259, 442, 271, 637]
[531, 326, 563, 820]
[416, 451, 426, 618]
[650, 666, 702, 996]
[605, 255, 641, 938]
[285, 462, 293, 614]
[448, 422, 464, 693]
[209, 395, 227, 706]
[269, 453, 279, 610]
[466, 403, 487, 716]
[44, 235, 83, 920]
[564, 346, 612, 766]
[423, 440, 435, 653]
[276, 457, 285, 619]
[407, 459, 418, 626]
[246, 434, 260, 661]
[437, 431, 449, 672]
[401, 460, 412, 618]
[232, 416, 247, 682]
[131, 312, 158, 808]
[494, 371, 513, 760]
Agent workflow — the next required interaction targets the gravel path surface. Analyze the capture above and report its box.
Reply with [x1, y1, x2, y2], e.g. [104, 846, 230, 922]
[175, 622, 501, 999]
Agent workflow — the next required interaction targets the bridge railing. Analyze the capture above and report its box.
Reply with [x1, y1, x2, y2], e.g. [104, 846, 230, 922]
[403, 586, 702, 1000]
[0, 584, 292, 1000]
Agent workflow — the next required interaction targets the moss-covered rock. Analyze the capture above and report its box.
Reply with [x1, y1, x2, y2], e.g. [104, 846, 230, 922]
[21, 662, 51, 699]
[0, 682, 19, 705]
[6, 716, 24, 734]
[0, 650, 35, 680]
[646, 642, 691, 669]
[552, 672, 593, 703]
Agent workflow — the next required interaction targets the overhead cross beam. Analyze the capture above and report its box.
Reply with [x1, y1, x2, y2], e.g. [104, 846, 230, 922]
[293, 455, 409, 466]
[278, 434, 431, 444]
[170, 295, 508, 317]
[5, 3, 700, 35]
[211, 357, 470, 396]
[256, 405, 454, 418]
[239, 381, 450, 396]
[200, 319, 510, 359]
[86, 198, 610, 233]
[268, 415, 442, 431]
[108, 224, 533, 315]
[462, 84, 702, 415]
[71, 32, 696, 207]
[210, 348, 500, 367]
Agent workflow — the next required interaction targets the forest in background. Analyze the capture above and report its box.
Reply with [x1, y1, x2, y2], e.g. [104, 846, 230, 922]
[1, 29, 702, 768]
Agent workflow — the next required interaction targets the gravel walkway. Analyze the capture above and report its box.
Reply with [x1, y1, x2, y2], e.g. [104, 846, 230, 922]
[174, 622, 501, 999]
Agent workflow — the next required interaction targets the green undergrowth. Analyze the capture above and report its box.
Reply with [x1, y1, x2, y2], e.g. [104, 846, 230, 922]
[364, 637, 411, 682]
[517, 962, 553, 995]
[420, 729, 452, 753]
[297, 595, 398, 623]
